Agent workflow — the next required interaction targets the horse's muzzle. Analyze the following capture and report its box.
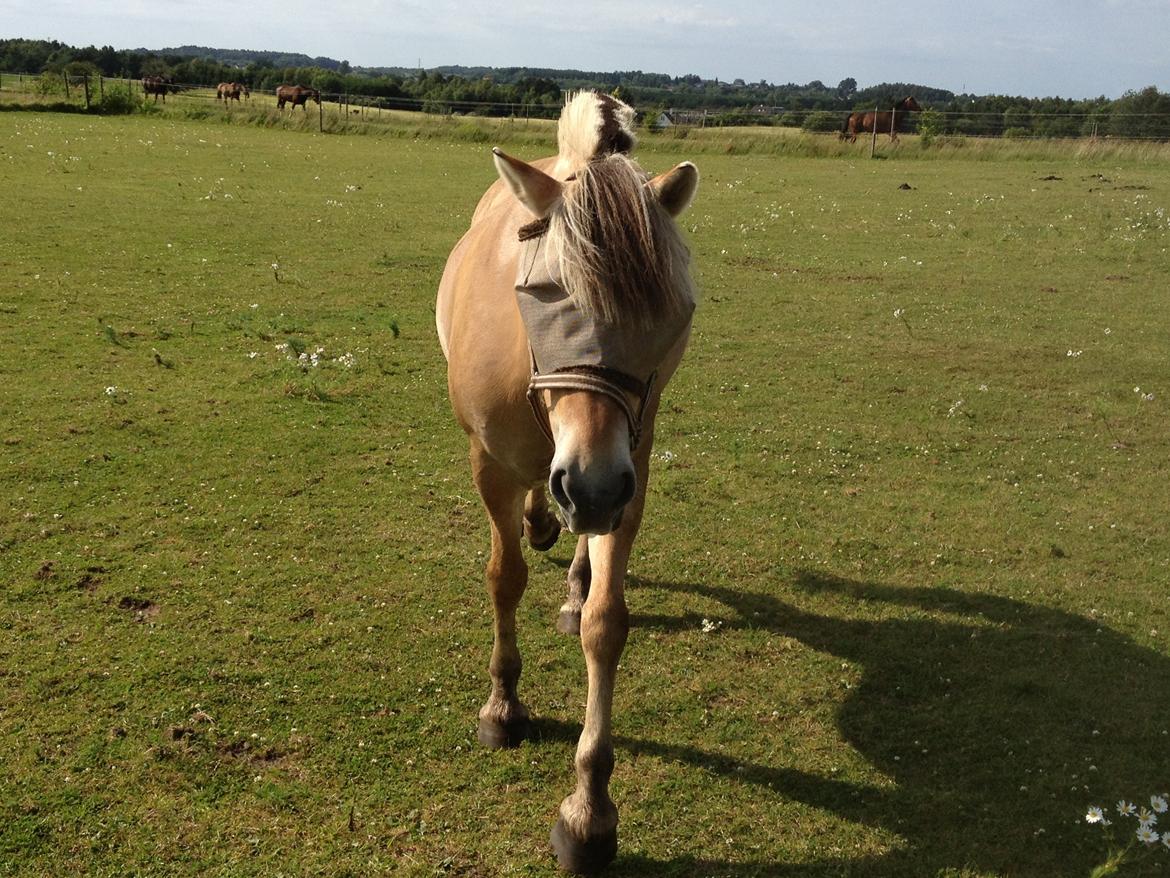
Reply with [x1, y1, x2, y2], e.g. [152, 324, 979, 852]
[550, 465, 635, 535]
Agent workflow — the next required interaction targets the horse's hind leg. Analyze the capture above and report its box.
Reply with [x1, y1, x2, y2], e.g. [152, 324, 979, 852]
[471, 440, 531, 748]
[556, 535, 590, 635]
[523, 486, 560, 552]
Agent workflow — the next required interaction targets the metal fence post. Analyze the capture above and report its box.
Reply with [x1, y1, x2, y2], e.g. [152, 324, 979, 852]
[870, 106, 878, 158]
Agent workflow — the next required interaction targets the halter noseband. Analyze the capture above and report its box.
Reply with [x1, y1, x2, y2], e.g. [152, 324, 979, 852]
[526, 360, 656, 451]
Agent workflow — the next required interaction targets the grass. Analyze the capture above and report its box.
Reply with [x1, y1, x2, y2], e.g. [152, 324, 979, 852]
[1, 110, 1169, 877]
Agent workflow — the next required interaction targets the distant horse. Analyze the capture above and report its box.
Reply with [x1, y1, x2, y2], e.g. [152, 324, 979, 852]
[142, 76, 175, 103]
[216, 82, 248, 102]
[437, 91, 700, 872]
[276, 85, 320, 111]
[841, 96, 923, 142]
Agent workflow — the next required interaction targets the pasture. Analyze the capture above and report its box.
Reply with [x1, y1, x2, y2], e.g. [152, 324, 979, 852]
[2, 111, 1169, 877]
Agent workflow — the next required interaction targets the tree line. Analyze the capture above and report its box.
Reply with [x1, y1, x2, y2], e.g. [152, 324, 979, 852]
[3, 38, 1168, 138]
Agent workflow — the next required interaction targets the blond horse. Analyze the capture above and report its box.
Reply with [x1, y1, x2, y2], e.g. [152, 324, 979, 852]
[437, 92, 699, 872]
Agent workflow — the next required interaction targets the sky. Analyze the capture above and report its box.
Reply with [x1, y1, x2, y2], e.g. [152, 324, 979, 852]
[3, 0, 1168, 99]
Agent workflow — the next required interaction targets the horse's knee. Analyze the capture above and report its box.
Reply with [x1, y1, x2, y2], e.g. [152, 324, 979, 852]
[580, 600, 628, 661]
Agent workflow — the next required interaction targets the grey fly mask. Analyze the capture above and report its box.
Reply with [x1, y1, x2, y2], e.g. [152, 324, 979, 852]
[514, 222, 694, 450]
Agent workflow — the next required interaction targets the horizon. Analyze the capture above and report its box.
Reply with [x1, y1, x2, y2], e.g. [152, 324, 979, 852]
[3, 0, 1168, 101]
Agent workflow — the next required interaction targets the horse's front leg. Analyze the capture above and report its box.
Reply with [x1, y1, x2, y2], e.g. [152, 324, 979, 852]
[471, 440, 532, 749]
[551, 456, 648, 873]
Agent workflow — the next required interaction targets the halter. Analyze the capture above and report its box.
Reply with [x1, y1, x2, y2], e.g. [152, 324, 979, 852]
[526, 359, 656, 452]
[516, 219, 680, 452]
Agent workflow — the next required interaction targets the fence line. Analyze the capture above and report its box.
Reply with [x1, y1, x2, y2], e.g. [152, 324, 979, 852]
[3, 71, 1169, 140]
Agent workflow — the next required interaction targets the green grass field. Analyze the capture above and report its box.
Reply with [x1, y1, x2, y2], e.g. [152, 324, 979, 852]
[2, 110, 1169, 877]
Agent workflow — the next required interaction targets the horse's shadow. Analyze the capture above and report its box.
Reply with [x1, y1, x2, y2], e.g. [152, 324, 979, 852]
[532, 567, 1170, 876]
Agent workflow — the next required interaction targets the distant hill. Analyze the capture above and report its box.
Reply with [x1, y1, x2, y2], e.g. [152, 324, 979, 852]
[143, 45, 345, 71]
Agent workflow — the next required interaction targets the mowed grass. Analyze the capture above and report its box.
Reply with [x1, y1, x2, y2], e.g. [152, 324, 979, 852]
[1, 111, 1169, 877]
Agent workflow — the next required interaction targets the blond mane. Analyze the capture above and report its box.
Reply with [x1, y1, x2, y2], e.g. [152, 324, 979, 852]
[545, 153, 695, 329]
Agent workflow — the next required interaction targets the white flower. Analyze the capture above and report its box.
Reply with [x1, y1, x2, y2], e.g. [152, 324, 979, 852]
[1152, 795, 1168, 814]
[1118, 800, 1138, 817]
[248, 352, 259, 359]
[1139, 807, 1158, 828]
[893, 308, 905, 318]
[1086, 806, 1105, 824]
[1136, 825, 1159, 844]
[700, 618, 721, 633]
[1067, 349, 1083, 358]
[104, 386, 118, 396]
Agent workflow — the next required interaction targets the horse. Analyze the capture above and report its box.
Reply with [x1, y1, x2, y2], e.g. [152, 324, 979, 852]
[142, 76, 174, 103]
[436, 91, 700, 872]
[216, 82, 247, 102]
[275, 85, 320, 111]
[841, 96, 923, 142]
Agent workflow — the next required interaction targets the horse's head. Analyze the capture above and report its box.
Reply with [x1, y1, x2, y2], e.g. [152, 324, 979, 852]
[493, 148, 699, 534]
[902, 96, 923, 112]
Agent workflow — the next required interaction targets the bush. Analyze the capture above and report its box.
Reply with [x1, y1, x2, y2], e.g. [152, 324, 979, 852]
[97, 83, 141, 115]
[801, 110, 841, 133]
[1003, 127, 1031, 139]
[35, 72, 65, 97]
[917, 108, 942, 146]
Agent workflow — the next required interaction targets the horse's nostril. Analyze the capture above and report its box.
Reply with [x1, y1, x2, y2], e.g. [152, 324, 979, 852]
[550, 468, 572, 511]
[617, 469, 636, 508]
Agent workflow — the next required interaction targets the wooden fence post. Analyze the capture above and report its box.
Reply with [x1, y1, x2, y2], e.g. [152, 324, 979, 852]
[83, 74, 90, 110]
[870, 106, 878, 158]
[99, 75, 104, 101]
[319, 94, 323, 132]
[63, 73, 70, 98]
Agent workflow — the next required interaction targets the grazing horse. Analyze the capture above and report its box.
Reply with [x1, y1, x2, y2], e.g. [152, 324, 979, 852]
[841, 96, 923, 142]
[142, 76, 174, 103]
[275, 84, 320, 111]
[216, 81, 247, 102]
[437, 91, 699, 872]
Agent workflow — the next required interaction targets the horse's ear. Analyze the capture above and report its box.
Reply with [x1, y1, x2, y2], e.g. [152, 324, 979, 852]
[647, 161, 699, 218]
[492, 148, 562, 218]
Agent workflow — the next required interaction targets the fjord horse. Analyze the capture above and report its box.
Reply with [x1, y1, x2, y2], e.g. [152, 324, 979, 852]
[437, 91, 699, 872]
[841, 95, 923, 142]
[276, 84, 320, 110]
[216, 81, 249, 102]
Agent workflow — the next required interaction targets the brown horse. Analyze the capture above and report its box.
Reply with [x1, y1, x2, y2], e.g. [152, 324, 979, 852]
[275, 84, 320, 110]
[841, 96, 923, 142]
[142, 76, 174, 103]
[437, 91, 699, 872]
[216, 82, 249, 102]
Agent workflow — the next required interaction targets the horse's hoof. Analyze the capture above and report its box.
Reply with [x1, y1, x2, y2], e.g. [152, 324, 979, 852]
[550, 816, 617, 874]
[556, 608, 581, 636]
[477, 715, 530, 749]
[526, 518, 561, 552]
